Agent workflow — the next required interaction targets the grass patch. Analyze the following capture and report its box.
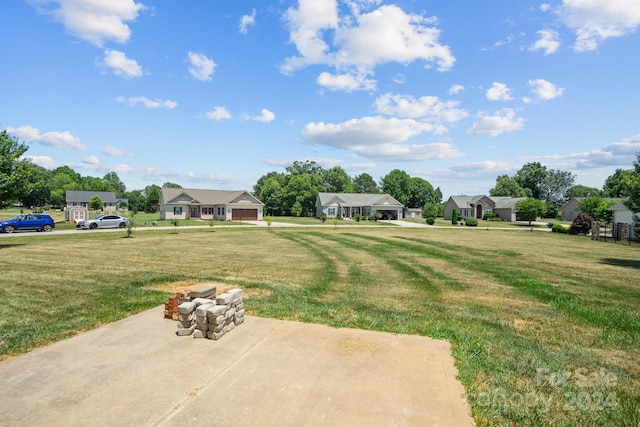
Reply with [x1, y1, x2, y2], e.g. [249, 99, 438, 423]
[0, 227, 638, 426]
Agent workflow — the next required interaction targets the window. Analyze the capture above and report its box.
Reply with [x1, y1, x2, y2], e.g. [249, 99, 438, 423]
[202, 207, 214, 215]
[173, 207, 182, 215]
[328, 208, 335, 216]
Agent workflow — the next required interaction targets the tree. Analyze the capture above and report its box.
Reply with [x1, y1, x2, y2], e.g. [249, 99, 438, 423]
[624, 154, 640, 213]
[515, 198, 546, 225]
[602, 168, 633, 198]
[565, 185, 601, 198]
[577, 197, 604, 219]
[124, 190, 145, 214]
[259, 176, 285, 215]
[49, 167, 82, 207]
[490, 175, 527, 197]
[104, 172, 127, 197]
[253, 171, 287, 199]
[322, 166, 353, 193]
[0, 130, 30, 207]
[89, 195, 103, 211]
[19, 163, 51, 208]
[422, 201, 438, 219]
[283, 174, 319, 217]
[144, 184, 161, 213]
[286, 160, 323, 176]
[380, 169, 412, 207]
[540, 169, 576, 216]
[434, 186, 443, 204]
[408, 177, 435, 208]
[514, 162, 547, 199]
[571, 213, 594, 234]
[352, 173, 379, 193]
[162, 182, 182, 189]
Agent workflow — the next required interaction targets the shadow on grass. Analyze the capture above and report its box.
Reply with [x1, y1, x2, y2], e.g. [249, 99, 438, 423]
[600, 258, 640, 269]
[0, 243, 26, 249]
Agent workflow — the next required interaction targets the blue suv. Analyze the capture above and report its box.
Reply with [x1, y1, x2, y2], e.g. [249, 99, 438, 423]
[0, 213, 56, 233]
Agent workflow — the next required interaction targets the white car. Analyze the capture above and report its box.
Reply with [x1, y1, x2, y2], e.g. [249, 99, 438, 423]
[77, 215, 130, 230]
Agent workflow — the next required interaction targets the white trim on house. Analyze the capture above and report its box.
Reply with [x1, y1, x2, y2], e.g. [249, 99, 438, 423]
[159, 188, 264, 221]
[316, 192, 404, 220]
[610, 201, 638, 241]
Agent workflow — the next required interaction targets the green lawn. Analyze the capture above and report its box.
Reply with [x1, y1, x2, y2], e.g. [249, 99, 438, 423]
[0, 226, 638, 426]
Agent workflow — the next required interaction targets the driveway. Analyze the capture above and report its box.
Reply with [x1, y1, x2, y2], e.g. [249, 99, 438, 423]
[0, 306, 474, 426]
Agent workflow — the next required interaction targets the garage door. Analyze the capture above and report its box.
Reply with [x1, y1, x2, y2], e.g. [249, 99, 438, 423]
[232, 209, 258, 220]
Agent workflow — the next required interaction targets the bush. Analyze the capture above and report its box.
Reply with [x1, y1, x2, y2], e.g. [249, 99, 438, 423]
[354, 214, 362, 222]
[465, 217, 478, 227]
[425, 217, 435, 225]
[320, 213, 327, 223]
[451, 209, 460, 225]
[551, 224, 567, 233]
[571, 212, 594, 235]
[370, 211, 382, 221]
[483, 212, 497, 220]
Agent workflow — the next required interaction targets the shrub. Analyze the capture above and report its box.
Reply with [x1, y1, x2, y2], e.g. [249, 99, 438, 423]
[551, 224, 567, 233]
[320, 213, 327, 223]
[571, 212, 595, 235]
[483, 212, 497, 220]
[465, 217, 478, 227]
[370, 211, 382, 222]
[425, 217, 435, 225]
[354, 214, 362, 222]
[451, 209, 460, 225]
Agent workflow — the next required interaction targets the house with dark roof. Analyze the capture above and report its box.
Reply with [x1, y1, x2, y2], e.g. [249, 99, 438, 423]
[443, 195, 526, 222]
[315, 192, 404, 220]
[159, 188, 264, 221]
[65, 191, 124, 223]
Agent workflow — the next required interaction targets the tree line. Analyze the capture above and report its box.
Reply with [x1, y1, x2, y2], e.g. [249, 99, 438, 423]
[2, 129, 639, 219]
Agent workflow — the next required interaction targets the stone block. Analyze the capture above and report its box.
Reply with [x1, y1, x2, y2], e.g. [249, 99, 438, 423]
[178, 301, 196, 314]
[192, 297, 214, 306]
[207, 331, 225, 340]
[209, 323, 225, 333]
[178, 312, 194, 322]
[206, 305, 227, 319]
[224, 307, 236, 320]
[195, 302, 215, 317]
[196, 319, 208, 330]
[177, 319, 194, 329]
[235, 309, 245, 318]
[216, 293, 233, 305]
[176, 325, 196, 336]
[228, 288, 243, 299]
[193, 329, 207, 338]
[190, 284, 217, 299]
[234, 316, 245, 326]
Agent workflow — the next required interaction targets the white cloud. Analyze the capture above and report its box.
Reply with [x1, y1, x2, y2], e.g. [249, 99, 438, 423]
[99, 50, 142, 78]
[528, 79, 565, 101]
[486, 82, 513, 101]
[538, 134, 640, 168]
[25, 155, 57, 169]
[7, 125, 87, 150]
[205, 106, 232, 121]
[467, 108, 525, 136]
[301, 116, 463, 161]
[239, 9, 256, 34]
[529, 29, 561, 55]
[281, 2, 455, 90]
[117, 96, 177, 109]
[253, 109, 276, 123]
[29, 0, 145, 47]
[187, 51, 216, 81]
[374, 93, 468, 124]
[83, 155, 100, 165]
[449, 84, 464, 95]
[102, 146, 123, 156]
[557, 0, 640, 51]
[317, 71, 376, 91]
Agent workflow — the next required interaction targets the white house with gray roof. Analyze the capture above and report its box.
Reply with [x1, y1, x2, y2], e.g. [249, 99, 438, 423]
[610, 201, 637, 241]
[160, 188, 264, 221]
[443, 195, 526, 222]
[315, 192, 404, 220]
[65, 190, 124, 223]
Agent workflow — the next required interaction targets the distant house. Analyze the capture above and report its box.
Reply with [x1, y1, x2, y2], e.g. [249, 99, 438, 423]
[560, 197, 618, 221]
[610, 201, 638, 241]
[443, 195, 526, 222]
[315, 192, 404, 220]
[159, 188, 264, 221]
[65, 191, 123, 223]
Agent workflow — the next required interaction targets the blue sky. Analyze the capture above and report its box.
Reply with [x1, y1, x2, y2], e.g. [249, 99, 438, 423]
[2, 0, 639, 198]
